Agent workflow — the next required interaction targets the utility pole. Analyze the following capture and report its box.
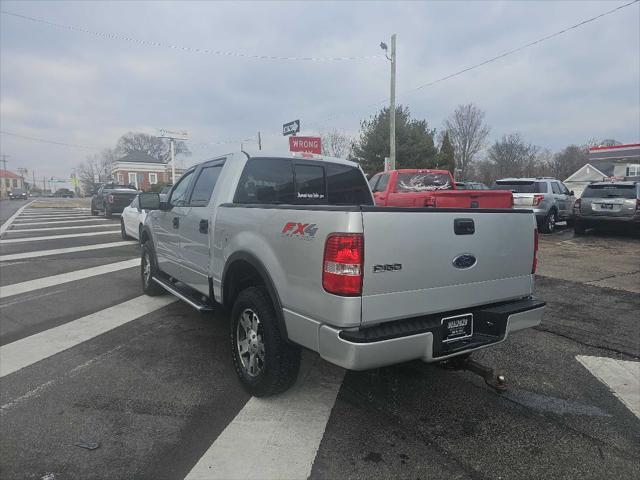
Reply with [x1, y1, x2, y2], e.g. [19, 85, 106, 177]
[258, 131, 262, 150]
[1, 154, 9, 198]
[1, 154, 9, 172]
[170, 139, 176, 185]
[389, 34, 397, 170]
[380, 35, 397, 170]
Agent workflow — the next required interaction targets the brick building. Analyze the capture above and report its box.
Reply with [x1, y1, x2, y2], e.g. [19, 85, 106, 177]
[0, 169, 25, 199]
[110, 152, 183, 191]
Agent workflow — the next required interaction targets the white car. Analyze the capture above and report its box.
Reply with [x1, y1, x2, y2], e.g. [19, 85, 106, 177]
[120, 195, 147, 241]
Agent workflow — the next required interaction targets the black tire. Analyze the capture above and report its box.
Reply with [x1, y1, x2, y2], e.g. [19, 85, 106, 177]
[230, 287, 300, 397]
[540, 210, 557, 234]
[91, 202, 98, 216]
[121, 219, 131, 240]
[138, 224, 144, 245]
[574, 221, 586, 235]
[104, 204, 113, 219]
[140, 241, 164, 296]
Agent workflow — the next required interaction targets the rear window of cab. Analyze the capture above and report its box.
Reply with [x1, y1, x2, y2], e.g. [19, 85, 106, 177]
[234, 158, 373, 206]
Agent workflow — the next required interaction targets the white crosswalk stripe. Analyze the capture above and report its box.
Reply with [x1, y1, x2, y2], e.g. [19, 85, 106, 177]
[11, 219, 109, 226]
[0, 258, 139, 299]
[8, 224, 118, 233]
[0, 241, 136, 261]
[577, 356, 640, 419]
[185, 355, 344, 480]
[0, 295, 176, 377]
[0, 230, 120, 243]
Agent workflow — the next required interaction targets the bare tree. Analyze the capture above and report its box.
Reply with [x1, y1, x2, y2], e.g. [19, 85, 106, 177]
[487, 133, 540, 179]
[115, 132, 190, 162]
[546, 145, 589, 180]
[444, 104, 490, 180]
[77, 148, 117, 193]
[321, 129, 354, 158]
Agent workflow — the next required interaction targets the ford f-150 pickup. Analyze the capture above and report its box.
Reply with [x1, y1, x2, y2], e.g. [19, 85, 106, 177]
[370, 169, 513, 208]
[138, 151, 545, 396]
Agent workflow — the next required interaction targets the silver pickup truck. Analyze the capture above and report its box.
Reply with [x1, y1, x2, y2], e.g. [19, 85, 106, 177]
[138, 151, 545, 396]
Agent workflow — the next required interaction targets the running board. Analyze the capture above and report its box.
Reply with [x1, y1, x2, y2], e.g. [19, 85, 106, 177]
[152, 276, 214, 312]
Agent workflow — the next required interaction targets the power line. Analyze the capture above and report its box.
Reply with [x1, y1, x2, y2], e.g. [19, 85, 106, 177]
[0, 130, 102, 150]
[307, 0, 639, 130]
[404, 0, 639, 94]
[0, 10, 384, 62]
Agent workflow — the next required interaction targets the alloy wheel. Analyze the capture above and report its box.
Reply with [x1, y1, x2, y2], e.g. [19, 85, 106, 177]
[237, 308, 265, 377]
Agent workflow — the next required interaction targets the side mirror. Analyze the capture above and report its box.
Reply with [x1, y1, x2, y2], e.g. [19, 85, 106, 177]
[139, 192, 161, 210]
[570, 191, 575, 196]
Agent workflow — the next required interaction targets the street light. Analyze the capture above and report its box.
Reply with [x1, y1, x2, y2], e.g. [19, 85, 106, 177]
[381, 34, 396, 170]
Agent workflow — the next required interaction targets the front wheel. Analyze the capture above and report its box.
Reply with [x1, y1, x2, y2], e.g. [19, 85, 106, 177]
[574, 221, 586, 235]
[540, 210, 557, 234]
[140, 241, 164, 296]
[121, 219, 131, 240]
[230, 287, 300, 397]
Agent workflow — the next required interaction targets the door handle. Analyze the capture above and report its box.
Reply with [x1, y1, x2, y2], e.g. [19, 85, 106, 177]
[172, 217, 179, 229]
[199, 219, 209, 234]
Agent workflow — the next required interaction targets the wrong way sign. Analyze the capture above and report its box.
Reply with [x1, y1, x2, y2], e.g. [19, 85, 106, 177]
[289, 136, 322, 155]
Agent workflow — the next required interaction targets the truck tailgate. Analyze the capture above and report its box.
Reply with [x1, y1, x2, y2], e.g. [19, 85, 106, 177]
[360, 208, 535, 325]
[433, 190, 513, 209]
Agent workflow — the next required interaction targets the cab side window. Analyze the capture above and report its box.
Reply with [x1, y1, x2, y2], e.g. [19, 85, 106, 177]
[551, 182, 562, 194]
[234, 158, 294, 204]
[373, 174, 389, 193]
[169, 170, 195, 207]
[189, 165, 223, 206]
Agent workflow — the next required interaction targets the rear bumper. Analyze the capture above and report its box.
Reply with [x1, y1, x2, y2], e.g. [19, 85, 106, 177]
[317, 297, 545, 371]
[576, 215, 640, 224]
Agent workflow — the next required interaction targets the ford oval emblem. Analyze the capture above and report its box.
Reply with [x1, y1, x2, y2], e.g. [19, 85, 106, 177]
[452, 254, 477, 269]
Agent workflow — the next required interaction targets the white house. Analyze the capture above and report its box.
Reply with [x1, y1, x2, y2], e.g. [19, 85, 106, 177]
[564, 143, 640, 197]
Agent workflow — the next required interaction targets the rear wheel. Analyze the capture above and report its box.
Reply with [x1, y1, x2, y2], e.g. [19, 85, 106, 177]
[540, 210, 557, 234]
[574, 221, 586, 235]
[230, 287, 300, 397]
[141, 241, 164, 296]
[91, 202, 98, 216]
[104, 204, 112, 219]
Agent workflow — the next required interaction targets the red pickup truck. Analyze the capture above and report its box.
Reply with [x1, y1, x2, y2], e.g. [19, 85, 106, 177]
[368, 169, 513, 208]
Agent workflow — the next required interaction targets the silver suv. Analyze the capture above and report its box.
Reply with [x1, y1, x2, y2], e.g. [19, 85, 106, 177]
[493, 178, 576, 233]
[573, 181, 640, 235]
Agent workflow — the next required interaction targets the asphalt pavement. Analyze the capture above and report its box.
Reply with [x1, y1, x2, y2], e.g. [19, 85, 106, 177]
[0, 199, 638, 480]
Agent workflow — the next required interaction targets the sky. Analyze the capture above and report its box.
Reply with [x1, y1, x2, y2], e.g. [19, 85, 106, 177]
[1, 0, 639, 184]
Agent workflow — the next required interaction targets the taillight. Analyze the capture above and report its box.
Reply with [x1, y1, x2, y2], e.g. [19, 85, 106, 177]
[532, 229, 539, 274]
[323, 233, 363, 296]
[636, 199, 640, 211]
[574, 198, 581, 212]
[424, 196, 436, 207]
[533, 194, 544, 206]
[107, 194, 114, 204]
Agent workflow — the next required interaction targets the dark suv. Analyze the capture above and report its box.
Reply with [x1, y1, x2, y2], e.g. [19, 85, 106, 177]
[573, 181, 639, 235]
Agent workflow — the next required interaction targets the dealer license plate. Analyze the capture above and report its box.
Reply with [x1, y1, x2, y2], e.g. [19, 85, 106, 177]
[441, 313, 473, 343]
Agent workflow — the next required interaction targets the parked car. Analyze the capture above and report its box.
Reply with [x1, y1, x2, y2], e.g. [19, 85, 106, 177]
[370, 169, 512, 208]
[8, 188, 28, 200]
[455, 181, 490, 190]
[493, 177, 575, 233]
[91, 183, 139, 218]
[120, 194, 148, 241]
[53, 188, 74, 198]
[573, 181, 640, 235]
[137, 151, 545, 397]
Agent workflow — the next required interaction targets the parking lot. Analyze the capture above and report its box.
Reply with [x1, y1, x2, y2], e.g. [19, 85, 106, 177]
[0, 199, 638, 480]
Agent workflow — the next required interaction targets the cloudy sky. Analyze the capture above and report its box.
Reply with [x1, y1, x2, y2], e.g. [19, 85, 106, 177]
[1, 0, 638, 183]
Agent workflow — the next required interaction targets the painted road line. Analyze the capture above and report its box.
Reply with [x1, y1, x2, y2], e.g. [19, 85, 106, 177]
[0, 201, 34, 236]
[0, 258, 139, 299]
[9, 224, 118, 233]
[577, 355, 640, 419]
[0, 230, 120, 244]
[12, 219, 109, 226]
[14, 215, 96, 221]
[0, 241, 135, 262]
[185, 355, 344, 480]
[0, 295, 177, 377]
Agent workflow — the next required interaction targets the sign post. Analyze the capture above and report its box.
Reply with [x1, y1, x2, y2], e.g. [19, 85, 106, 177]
[283, 120, 300, 136]
[289, 136, 322, 155]
[158, 129, 189, 184]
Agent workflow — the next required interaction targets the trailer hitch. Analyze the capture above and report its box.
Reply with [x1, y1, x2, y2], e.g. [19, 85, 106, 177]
[442, 356, 507, 392]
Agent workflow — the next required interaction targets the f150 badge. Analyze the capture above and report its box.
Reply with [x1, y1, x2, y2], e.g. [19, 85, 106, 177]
[281, 222, 319, 240]
[373, 263, 402, 273]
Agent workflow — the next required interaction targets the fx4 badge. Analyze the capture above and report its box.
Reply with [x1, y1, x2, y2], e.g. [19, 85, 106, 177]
[373, 263, 402, 273]
[282, 222, 319, 240]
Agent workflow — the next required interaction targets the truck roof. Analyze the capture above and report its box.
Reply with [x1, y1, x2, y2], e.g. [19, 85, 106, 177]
[240, 149, 360, 168]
